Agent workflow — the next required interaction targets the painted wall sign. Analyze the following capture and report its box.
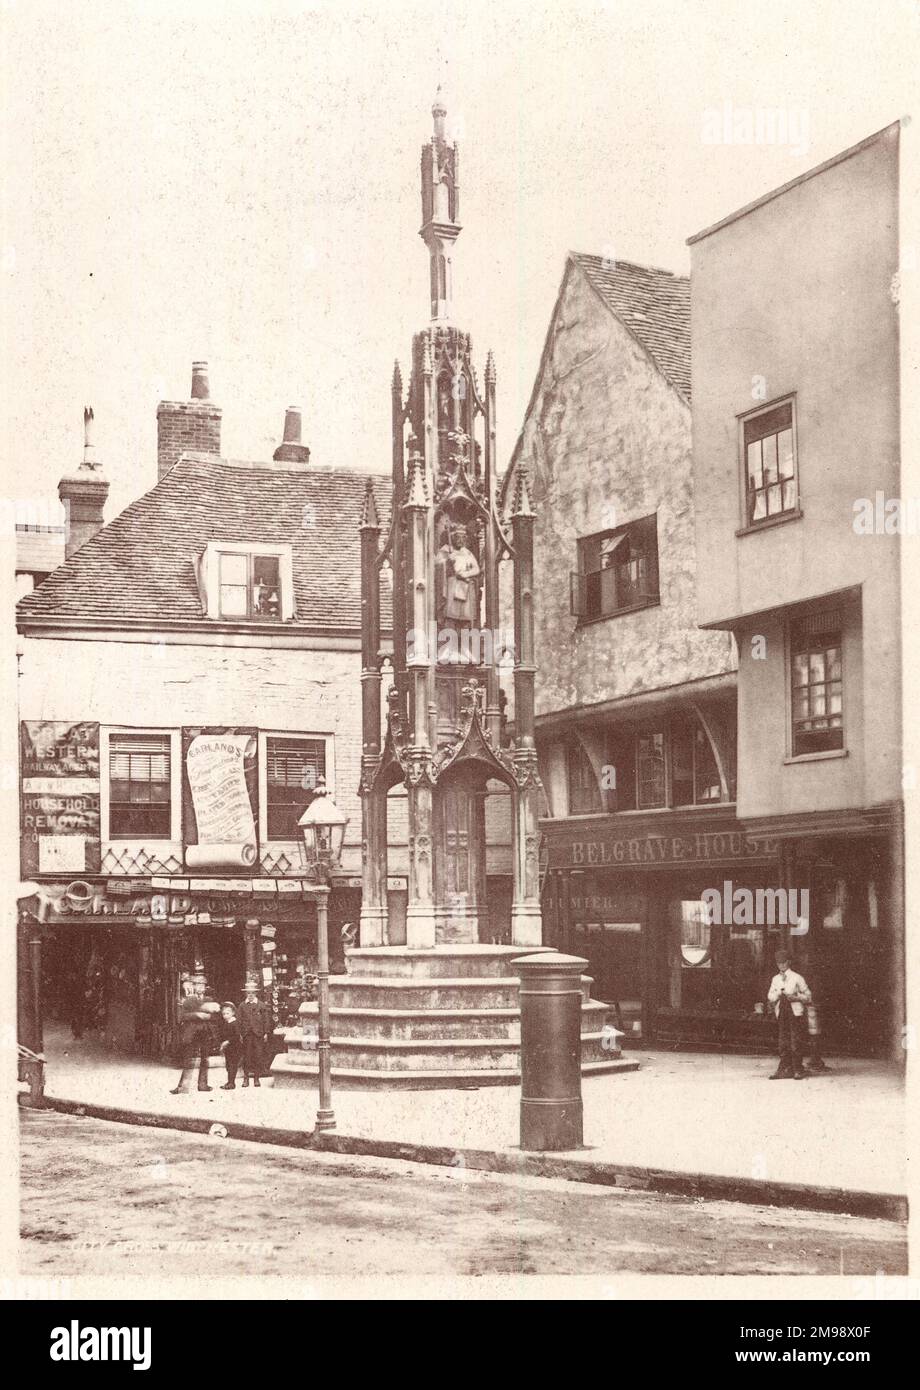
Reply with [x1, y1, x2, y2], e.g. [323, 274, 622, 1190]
[545, 817, 777, 870]
[182, 728, 258, 870]
[21, 721, 99, 778]
[20, 722, 101, 876]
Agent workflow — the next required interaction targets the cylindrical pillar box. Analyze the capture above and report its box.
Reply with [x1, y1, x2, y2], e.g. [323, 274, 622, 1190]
[515, 951, 586, 1151]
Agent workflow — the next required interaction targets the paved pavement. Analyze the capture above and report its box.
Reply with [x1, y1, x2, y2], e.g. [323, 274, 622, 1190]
[38, 1027, 906, 1198]
[20, 1109, 908, 1279]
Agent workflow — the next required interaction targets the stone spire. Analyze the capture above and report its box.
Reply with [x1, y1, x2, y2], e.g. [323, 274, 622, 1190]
[419, 89, 461, 322]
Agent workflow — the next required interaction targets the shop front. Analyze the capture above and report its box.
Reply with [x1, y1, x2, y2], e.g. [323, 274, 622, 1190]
[542, 807, 901, 1056]
[543, 810, 783, 1050]
[21, 874, 365, 1060]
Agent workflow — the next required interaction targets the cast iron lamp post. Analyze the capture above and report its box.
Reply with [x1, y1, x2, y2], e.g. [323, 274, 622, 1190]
[298, 777, 349, 1132]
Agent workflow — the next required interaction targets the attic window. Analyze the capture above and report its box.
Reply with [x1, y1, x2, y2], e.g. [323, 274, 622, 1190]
[219, 551, 280, 619]
[202, 542, 294, 622]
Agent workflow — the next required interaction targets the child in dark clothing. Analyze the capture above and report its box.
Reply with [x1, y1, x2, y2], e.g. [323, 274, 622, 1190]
[218, 1002, 242, 1090]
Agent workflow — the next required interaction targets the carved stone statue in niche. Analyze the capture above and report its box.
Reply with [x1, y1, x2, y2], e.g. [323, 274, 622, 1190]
[435, 523, 481, 627]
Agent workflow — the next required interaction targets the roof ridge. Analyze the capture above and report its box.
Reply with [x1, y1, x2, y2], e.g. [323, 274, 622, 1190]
[570, 250, 689, 283]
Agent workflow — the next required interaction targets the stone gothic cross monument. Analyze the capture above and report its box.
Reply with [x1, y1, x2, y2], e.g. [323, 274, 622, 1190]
[275, 96, 624, 1089]
[358, 91, 543, 954]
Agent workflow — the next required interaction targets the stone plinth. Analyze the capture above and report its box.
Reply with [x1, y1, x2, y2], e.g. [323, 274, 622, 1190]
[271, 945, 639, 1090]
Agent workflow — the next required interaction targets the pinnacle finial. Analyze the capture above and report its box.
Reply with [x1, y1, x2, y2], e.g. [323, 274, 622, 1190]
[404, 439, 429, 508]
[432, 87, 447, 138]
[360, 476, 381, 530]
[422, 337, 433, 377]
[392, 359, 403, 393]
[510, 462, 534, 519]
[485, 351, 496, 386]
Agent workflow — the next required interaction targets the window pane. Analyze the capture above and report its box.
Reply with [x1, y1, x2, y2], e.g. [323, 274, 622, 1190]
[751, 489, 767, 522]
[778, 429, 794, 478]
[809, 652, 826, 683]
[762, 433, 778, 484]
[746, 440, 762, 488]
[220, 553, 248, 585]
[782, 478, 798, 511]
[793, 653, 810, 687]
[220, 584, 248, 616]
[827, 648, 841, 681]
[767, 483, 782, 514]
[637, 731, 666, 808]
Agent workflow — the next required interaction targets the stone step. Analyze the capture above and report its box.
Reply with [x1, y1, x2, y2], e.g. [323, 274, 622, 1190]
[271, 1052, 640, 1089]
[272, 1055, 522, 1090]
[296, 1001, 615, 1045]
[344, 946, 552, 979]
[299, 1007, 521, 1042]
[296, 1036, 522, 1072]
[329, 977, 522, 1011]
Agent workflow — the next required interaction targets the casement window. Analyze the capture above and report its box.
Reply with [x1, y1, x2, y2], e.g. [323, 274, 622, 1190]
[570, 514, 659, 623]
[198, 542, 294, 621]
[743, 399, 797, 527]
[265, 736, 327, 839]
[566, 741, 604, 816]
[790, 611, 843, 756]
[108, 733, 171, 839]
[669, 717, 723, 806]
[218, 551, 282, 619]
[636, 730, 667, 809]
[565, 717, 728, 817]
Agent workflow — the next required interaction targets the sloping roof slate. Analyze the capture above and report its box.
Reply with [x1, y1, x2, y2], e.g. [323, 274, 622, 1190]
[17, 454, 392, 632]
[570, 253, 691, 402]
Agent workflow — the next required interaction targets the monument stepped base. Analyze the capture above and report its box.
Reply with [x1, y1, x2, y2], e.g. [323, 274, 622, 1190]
[271, 945, 640, 1090]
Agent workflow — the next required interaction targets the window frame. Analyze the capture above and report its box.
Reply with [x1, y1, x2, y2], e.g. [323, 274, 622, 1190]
[787, 610, 846, 759]
[257, 731, 335, 844]
[737, 394, 801, 533]
[571, 513, 660, 625]
[100, 727, 182, 843]
[200, 541, 294, 622]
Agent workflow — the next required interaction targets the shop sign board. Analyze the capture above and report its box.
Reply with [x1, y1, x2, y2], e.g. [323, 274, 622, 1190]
[20, 721, 101, 876]
[546, 815, 778, 871]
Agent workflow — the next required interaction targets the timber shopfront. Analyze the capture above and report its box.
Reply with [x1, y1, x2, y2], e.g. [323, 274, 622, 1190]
[542, 808, 901, 1054]
[543, 810, 786, 1050]
[21, 877, 363, 1059]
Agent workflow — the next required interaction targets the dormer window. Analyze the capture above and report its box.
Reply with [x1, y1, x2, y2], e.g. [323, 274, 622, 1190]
[199, 542, 294, 622]
[219, 551, 280, 619]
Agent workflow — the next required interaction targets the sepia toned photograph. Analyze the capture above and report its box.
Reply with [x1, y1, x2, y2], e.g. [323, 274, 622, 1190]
[2, 0, 919, 1322]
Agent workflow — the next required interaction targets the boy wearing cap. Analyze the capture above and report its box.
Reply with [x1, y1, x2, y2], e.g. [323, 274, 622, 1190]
[767, 950, 812, 1080]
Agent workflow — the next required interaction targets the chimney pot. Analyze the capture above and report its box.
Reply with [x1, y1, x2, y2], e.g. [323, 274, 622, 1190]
[273, 406, 311, 465]
[282, 407, 302, 444]
[191, 361, 210, 399]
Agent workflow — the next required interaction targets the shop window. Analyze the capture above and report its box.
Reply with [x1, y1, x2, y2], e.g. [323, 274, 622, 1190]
[743, 399, 797, 527]
[219, 550, 281, 620]
[677, 900, 712, 967]
[566, 741, 603, 816]
[570, 514, 659, 623]
[109, 734, 171, 838]
[265, 736, 327, 839]
[790, 611, 843, 756]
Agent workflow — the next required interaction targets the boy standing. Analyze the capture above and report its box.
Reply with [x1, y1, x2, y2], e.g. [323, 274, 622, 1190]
[238, 982, 270, 1087]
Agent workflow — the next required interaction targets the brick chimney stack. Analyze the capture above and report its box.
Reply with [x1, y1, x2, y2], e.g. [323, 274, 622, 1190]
[59, 406, 110, 559]
[272, 406, 311, 464]
[156, 361, 222, 480]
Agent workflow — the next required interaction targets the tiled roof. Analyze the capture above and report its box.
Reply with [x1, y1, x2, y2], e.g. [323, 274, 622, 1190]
[570, 253, 691, 402]
[16, 454, 392, 632]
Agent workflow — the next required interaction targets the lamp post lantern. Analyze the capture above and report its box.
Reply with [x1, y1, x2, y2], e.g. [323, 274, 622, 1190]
[298, 777, 349, 1132]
